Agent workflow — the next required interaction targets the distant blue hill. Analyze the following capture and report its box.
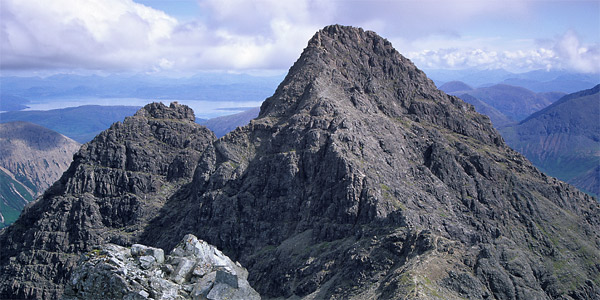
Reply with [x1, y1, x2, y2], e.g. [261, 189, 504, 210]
[425, 68, 599, 93]
[440, 82, 565, 123]
[199, 107, 260, 138]
[0, 94, 30, 112]
[0, 105, 141, 143]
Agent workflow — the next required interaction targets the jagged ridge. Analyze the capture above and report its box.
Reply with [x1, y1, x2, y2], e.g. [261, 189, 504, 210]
[0, 102, 215, 300]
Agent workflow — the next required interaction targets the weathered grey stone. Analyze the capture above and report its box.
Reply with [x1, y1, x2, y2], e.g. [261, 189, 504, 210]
[139, 255, 156, 270]
[132, 244, 166, 264]
[63, 234, 260, 300]
[171, 258, 196, 284]
[191, 272, 216, 300]
[215, 269, 238, 288]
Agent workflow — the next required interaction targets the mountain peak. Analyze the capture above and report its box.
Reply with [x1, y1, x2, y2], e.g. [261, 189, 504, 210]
[1, 27, 599, 300]
[134, 102, 195, 122]
[259, 25, 498, 145]
[259, 26, 442, 120]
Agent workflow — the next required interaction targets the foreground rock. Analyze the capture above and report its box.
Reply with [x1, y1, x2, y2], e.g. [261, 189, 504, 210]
[64, 234, 259, 300]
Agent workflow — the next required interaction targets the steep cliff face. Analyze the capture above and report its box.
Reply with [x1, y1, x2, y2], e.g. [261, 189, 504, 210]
[0, 102, 215, 300]
[1, 26, 599, 300]
[142, 26, 600, 299]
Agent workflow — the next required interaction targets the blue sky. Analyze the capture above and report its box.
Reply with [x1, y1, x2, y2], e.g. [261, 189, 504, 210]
[1, 0, 599, 76]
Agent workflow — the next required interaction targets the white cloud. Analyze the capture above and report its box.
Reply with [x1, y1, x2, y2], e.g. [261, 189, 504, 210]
[1, 0, 178, 70]
[553, 30, 600, 73]
[404, 31, 600, 73]
[0, 0, 598, 74]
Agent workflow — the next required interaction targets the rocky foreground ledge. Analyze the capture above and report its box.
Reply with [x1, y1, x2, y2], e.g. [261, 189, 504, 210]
[63, 234, 260, 300]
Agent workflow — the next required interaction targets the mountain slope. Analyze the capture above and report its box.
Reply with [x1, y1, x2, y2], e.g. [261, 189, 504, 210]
[0, 122, 80, 228]
[0, 25, 598, 300]
[199, 107, 260, 138]
[501, 85, 600, 196]
[140, 26, 599, 299]
[455, 93, 515, 128]
[0, 167, 35, 227]
[455, 84, 565, 122]
[0, 103, 215, 299]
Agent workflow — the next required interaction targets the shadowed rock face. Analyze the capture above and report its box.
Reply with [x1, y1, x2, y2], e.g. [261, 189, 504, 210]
[0, 102, 215, 300]
[1, 25, 599, 300]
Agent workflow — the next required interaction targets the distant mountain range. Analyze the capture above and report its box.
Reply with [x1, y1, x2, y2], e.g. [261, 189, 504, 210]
[501, 85, 600, 197]
[0, 122, 80, 228]
[440, 82, 565, 122]
[426, 68, 599, 93]
[199, 107, 260, 138]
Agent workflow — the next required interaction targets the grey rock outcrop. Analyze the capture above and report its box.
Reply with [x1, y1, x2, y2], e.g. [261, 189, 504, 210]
[63, 234, 260, 300]
[0, 102, 215, 300]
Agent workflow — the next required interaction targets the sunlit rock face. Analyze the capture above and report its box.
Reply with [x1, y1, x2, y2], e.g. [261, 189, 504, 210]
[63, 234, 260, 300]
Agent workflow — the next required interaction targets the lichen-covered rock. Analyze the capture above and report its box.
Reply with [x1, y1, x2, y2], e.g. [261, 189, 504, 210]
[63, 234, 260, 300]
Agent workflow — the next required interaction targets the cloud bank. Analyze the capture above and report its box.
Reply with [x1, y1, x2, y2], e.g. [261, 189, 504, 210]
[406, 31, 600, 72]
[1, 0, 598, 74]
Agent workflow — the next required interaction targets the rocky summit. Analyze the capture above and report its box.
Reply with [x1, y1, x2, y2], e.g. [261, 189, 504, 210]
[63, 234, 260, 300]
[1, 25, 599, 300]
[0, 102, 215, 299]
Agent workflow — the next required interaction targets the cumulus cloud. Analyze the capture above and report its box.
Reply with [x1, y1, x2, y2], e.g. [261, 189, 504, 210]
[405, 31, 600, 73]
[553, 30, 600, 73]
[0, 0, 598, 74]
[1, 0, 178, 70]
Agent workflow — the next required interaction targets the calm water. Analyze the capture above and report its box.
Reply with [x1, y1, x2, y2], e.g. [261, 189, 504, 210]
[22, 98, 263, 119]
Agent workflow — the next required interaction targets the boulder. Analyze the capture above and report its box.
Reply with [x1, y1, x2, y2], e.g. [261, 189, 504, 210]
[63, 234, 260, 300]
